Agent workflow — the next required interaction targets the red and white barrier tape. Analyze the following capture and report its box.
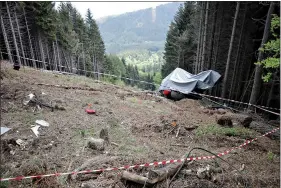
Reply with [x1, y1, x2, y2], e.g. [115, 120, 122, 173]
[1, 127, 279, 182]
[192, 92, 280, 112]
[161, 86, 280, 113]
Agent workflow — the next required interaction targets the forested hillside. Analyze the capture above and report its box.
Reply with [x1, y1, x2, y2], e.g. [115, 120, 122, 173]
[162, 2, 280, 110]
[0, 2, 105, 75]
[0, 1, 157, 90]
[97, 2, 182, 53]
[0, 1, 280, 110]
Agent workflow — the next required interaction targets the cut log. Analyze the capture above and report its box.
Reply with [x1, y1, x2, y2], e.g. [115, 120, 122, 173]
[148, 160, 183, 182]
[122, 171, 153, 186]
[122, 155, 186, 186]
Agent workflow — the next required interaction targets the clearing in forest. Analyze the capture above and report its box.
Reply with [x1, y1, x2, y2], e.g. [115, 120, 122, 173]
[1, 63, 280, 188]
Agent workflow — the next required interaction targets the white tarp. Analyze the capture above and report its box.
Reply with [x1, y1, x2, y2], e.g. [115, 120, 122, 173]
[159, 68, 221, 94]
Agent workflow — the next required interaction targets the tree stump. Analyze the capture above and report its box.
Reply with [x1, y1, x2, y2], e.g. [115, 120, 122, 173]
[87, 138, 105, 151]
[99, 128, 109, 144]
[216, 115, 233, 127]
[216, 113, 252, 128]
[230, 113, 252, 128]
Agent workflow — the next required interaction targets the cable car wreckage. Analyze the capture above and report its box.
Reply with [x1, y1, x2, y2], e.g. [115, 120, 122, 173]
[159, 68, 221, 100]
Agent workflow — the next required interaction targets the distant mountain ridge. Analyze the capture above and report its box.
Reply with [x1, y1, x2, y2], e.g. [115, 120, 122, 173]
[97, 2, 182, 54]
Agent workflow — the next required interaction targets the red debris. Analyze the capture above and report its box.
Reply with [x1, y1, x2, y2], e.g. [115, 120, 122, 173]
[85, 109, 96, 114]
[163, 90, 171, 96]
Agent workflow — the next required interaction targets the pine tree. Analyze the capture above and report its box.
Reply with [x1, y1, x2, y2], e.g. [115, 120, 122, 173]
[85, 9, 105, 75]
[162, 2, 196, 77]
[249, 2, 275, 105]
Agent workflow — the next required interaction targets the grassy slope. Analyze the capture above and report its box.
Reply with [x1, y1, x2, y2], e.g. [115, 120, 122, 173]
[1, 65, 279, 188]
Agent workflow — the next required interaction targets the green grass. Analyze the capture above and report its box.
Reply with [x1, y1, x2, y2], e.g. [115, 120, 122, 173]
[76, 127, 95, 138]
[196, 124, 256, 138]
[267, 151, 276, 161]
[10, 111, 44, 127]
[108, 120, 149, 156]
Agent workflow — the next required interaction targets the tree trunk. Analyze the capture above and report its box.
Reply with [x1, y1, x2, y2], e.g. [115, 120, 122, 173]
[38, 33, 46, 69]
[82, 43, 86, 76]
[6, 2, 21, 67]
[213, 5, 224, 71]
[221, 2, 240, 98]
[239, 56, 254, 102]
[213, 5, 224, 97]
[249, 2, 275, 105]
[208, 2, 218, 70]
[55, 36, 61, 71]
[0, 46, 3, 60]
[198, 2, 205, 73]
[201, 2, 209, 71]
[229, 4, 247, 99]
[77, 55, 80, 74]
[235, 42, 247, 101]
[196, 2, 203, 74]
[15, 11, 26, 67]
[23, 7, 36, 68]
[266, 72, 277, 107]
[52, 42, 58, 71]
[96, 56, 100, 80]
[93, 44, 97, 78]
[62, 49, 70, 72]
[0, 14, 13, 63]
[69, 54, 73, 73]
[46, 43, 51, 70]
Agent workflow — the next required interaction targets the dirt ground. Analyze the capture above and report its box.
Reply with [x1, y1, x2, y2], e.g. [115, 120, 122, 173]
[1, 63, 280, 188]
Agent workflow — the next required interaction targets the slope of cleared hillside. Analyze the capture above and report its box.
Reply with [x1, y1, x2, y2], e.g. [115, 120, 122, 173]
[1, 62, 280, 188]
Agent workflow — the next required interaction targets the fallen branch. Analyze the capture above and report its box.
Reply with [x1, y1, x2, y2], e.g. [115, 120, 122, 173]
[176, 126, 181, 137]
[122, 155, 185, 186]
[122, 171, 153, 186]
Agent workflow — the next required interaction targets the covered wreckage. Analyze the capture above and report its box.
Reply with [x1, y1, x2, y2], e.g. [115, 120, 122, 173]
[159, 68, 221, 100]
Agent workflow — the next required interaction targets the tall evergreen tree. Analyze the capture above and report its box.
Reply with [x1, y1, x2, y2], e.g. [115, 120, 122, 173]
[162, 2, 196, 77]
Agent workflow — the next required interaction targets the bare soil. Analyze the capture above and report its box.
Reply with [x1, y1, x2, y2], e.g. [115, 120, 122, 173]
[1, 63, 280, 188]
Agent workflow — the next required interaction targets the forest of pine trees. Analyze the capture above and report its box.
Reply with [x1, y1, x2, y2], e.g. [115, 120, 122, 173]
[0, 2, 156, 90]
[0, 2, 105, 75]
[162, 1, 280, 110]
[0, 2, 280, 110]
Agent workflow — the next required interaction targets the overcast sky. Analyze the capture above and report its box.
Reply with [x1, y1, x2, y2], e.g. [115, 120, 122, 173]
[68, 2, 170, 19]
